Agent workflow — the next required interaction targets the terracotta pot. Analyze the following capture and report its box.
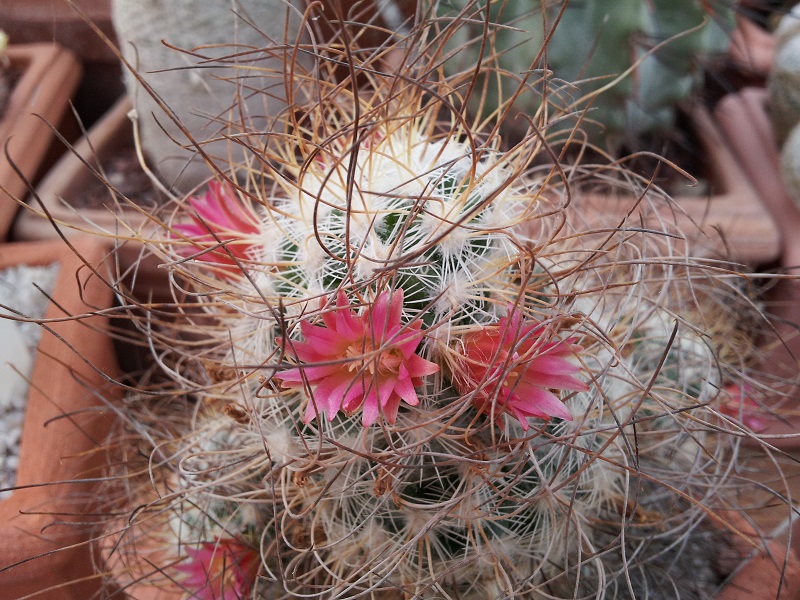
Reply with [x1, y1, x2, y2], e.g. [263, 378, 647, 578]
[14, 96, 170, 300]
[728, 14, 777, 79]
[14, 96, 151, 235]
[0, 0, 125, 131]
[571, 103, 780, 267]
[0, 43, 82, 240]
[714, 88, 797, 265]
[716, 512, 800, 599]
[0, 238, 121, 599]
[0, 1, 115, 64]
[713, 87, 800, 449]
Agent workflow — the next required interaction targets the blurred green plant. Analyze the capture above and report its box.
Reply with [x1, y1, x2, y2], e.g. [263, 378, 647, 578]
[439, 0, 736, 151]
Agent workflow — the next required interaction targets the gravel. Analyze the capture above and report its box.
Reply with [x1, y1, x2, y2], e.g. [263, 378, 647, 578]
[0, 264, 58, 500]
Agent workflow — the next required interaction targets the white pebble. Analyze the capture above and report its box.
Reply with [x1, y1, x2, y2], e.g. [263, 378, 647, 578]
[0, 263, 58, 497]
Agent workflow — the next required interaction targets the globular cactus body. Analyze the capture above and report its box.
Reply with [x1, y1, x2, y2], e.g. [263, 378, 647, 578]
[104, 7, 783, 599]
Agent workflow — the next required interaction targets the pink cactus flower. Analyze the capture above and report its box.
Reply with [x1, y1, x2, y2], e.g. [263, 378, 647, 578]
[175, 538, 259, 600]
[719, 383, 767, 432]
[452, 307, 588, 430]
[278, 289, 439, 426]
[173, 181, 260, 272]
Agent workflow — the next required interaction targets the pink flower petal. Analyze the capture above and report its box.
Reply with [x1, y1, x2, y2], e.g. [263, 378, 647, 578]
[275, 367, 304, 384]
[277, 289, 437, 427]
[298, 364, 343, 381]
[397, 328, 425, 358]
[382, 392, 403, 425]
[172, 181, 260, 276]
[453, 307, 585, 429]
[303, 400, 318, 423]
[526, 353, 580, 374]
[374, 375, 394, 408]
[394, 368, 420, 406]
[407, 353, 441, 379]
[525, 370, 589, 393]
[386, 290, 404, 329]
[175, 538, 259, 600]
[299, 321, 344, 348]
[335, 292, 363, 339]
[342, 382, 365, 411]
[361, 385, 381, 426]
[309, 375, 352, 419]
[511, 380, 574, 421]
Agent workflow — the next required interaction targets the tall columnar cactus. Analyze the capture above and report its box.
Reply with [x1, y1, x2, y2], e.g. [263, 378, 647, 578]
[439, 0, 736, 149]
[102, 8, 787, 600]
[110, 0, 306, 190]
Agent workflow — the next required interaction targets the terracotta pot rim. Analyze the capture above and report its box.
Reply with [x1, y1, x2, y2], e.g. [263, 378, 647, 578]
[570, 102, 780, 266]
[0, 237, 120, 597]
[0, 43, 82, 240]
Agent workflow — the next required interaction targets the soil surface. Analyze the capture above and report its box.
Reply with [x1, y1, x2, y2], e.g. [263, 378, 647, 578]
[76, 143, 163, 210]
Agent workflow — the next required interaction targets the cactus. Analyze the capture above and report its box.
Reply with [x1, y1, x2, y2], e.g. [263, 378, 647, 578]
[438, 0, 736, 150]
[100, 6, 790, 600]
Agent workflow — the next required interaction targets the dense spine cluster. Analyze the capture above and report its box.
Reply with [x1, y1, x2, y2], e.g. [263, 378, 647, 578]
[102, 6, 778, 599]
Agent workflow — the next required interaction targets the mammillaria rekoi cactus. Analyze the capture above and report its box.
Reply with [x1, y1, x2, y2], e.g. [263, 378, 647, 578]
[101, 6, 794, 599]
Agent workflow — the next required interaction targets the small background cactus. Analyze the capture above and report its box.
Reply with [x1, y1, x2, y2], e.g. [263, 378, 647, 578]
[438, 0, 736, 152]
